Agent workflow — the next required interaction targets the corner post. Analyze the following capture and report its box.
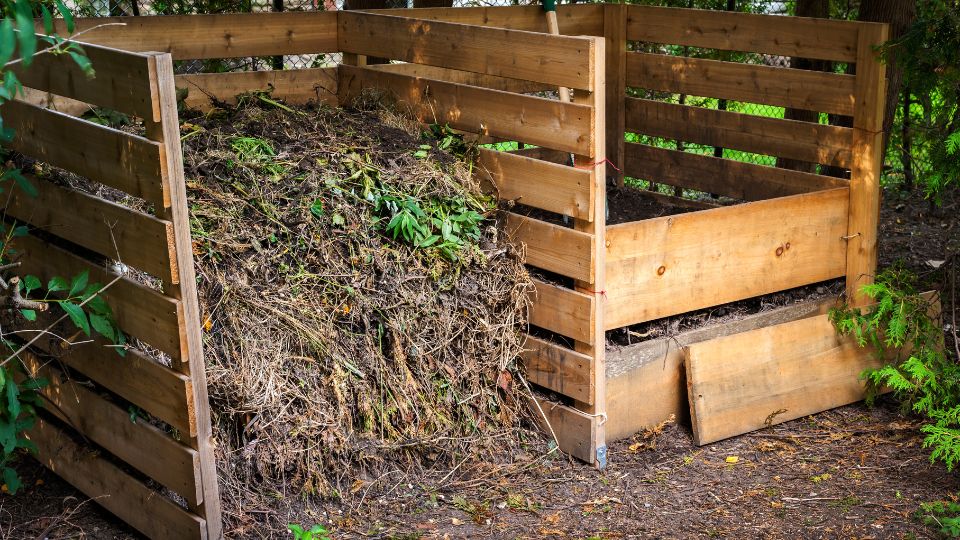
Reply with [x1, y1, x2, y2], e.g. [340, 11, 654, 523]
[845, 23, 889, 306]
[603, 3, 626, 188]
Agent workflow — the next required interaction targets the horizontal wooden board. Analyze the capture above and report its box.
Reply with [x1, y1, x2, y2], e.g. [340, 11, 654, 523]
[625, 98, 854, 169]
[338, 11, 595, 90]
[5, 175, 177, 283]
[626, 52, 855, 116]
[59, 11, 337, 60]
[2, 99, 166, 206]
[10, 232, 183, 360]
[27, 417, 205, 539]
[478, 149, 591, 220]
[19, 87, 90, 116]
[532, 396, 594, 464]
[21, 352, 201, 505]
[369, 63, 550, 94]
[522, 335, 594, 404]
[377, 4, 604, 36]
[604, 188, 849, 329]
[13, 42, 157, 120]
[177, 68, 338, 111]
[684, 312, 883, 445]
[626, 5, 862, 62]
[529, 279, 594, 344]
[338, 65, 592, 155]
[510, 146, 574, 166]
[623, 143, 846, 201]
[505, 213, 594, 282]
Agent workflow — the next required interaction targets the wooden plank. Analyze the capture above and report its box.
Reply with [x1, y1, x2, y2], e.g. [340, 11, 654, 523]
[19, 87, 90, 116]
[5, 175, 177, 283]
[177, 68, 338, 111]
[10, 232, 183, 360]
[604, 3, 627, 186]
[338, 65, 592, 155]
[626, 52, 855, 116]
[510, 146, 573, 166]
[337, 11, 595, 91]
[56, 11, 338, 60]
[13, 42, 156, 120]
[522, 335, 594, 404]
[27, 417, 206, 539]
[684, 312, 883, 445]
[529, 279, 594, 345]
[604, 188, 849, 329]
[532, 396, 594, 463]
[845, 24, 888, 305]
[2, 99, 166, 207]
[21, 352, 201, 506]
[625, 97, 854, 169]
[376, 4, 604, 36]
[623, 143, 846, 201]
[368, 63, 549, 94]
[477, 149, 592, 220]
[626, 5, 860, 62]
[504, 213, 594, 282]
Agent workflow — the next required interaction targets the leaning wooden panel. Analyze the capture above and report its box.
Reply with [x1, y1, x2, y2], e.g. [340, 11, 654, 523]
[533, 396, 594, 463]
[522, 335, 594, 404]
[338, 11, 595, 91]
[477, 149, 592, 220]
[2, 99, 166, 207]
[4, 175, 177, 284]
[604, 188, 849, 330]
[338, 65, 592, 155]
[13, 41, 157, 120]
[377, 4, 604, 36]
[626, 52, 855, 116]
[528, 279, 594, 345]
[626, 5, 859, 62]
[625, 97, 854, 169]
[623, 143, 846, 201]
[177, 69, 338, 110]
[21, 352, 202, 506]
[504, 213, 594, 282]
[27, 417, 206, 539]
[56, 11, 338, 60]
[684, 313, 883, 445]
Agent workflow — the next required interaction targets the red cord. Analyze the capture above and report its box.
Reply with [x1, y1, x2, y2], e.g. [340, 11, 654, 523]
[574, 158, 621, 173]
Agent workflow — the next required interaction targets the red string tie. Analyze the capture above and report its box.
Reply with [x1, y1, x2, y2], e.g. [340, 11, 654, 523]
[574, 158, 621, 173]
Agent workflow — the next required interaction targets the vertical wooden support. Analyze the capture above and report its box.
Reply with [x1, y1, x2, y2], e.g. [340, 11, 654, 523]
[146, 53, 224, 539]
[571, 36, 607, 468]
[845, 23, 888, 306]
[603, 3, 626, 187]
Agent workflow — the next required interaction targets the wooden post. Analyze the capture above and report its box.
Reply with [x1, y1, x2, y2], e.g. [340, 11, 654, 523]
[146, 53, 224, 539]
[572, 36, 607, 469]
[604, 3, 626, 187]
[845, 23, 888, 306]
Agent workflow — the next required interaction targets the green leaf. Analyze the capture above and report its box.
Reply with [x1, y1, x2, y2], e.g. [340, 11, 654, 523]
[68, 51, 93, 77]
[19, 309, 36, 321]
[23, 275, 40, 295]
[0, 19, 15, 67]
[69, 270, 89, 297]
[47, 276, 69, 293]
[89, 313, 116, 343]
[60, 301, 90, 336]
[14, 6, 36, 68]
[41, 5, 54, 35]
[2, 467, 21, 495]
[5, 169, 37, 198]
[55, 0, 75, 33]
[5, 377, 21, 419]
[85, 295, 111, 316]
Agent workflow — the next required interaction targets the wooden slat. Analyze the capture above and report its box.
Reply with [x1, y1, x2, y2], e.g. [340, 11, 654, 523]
[10, 232, 183, 360]
[623, 143, 846, 201]
[510, 146, 574, 166]
[5, 175, 177, 283]
[13, 42, 156, 120]
[529, 279, 594, 345]
[56, 11, 338, 60]
[532, 396, 594, 463]
[368, 63, 549, 94]
[626, 5, 861, 62]
[377, 4, 604, 36]
[604, 188, 849, 329]
[604, 3, 627, 186]
[625, 97, 854, 169]
[338, 11, 595, 91]
[2, 99, 166, 206]
[684, 312, 883, 445]
[338, 65, 592, 155]
[478, 149, 591, 220]
[522, 335, 594, 404]
[21, 352, 201, 506]
[27, 417, 206, 539]
[505, 213, 594, 282]
[626, 52, 855, 116]
[176, 68, 338, 111]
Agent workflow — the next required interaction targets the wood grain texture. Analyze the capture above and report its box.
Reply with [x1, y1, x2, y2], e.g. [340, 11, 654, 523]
[604, 3, 627, 186]
[623, 143, 846, 201]
[375, 4, 604, 36]
[504, 213, 594, 282]
[532, 396, 594, 463]
[604, 188, 849, 329]
[625, 97, 854, 169]
[477, 149, 592, 220]
[522, 335, 594, 404]
[368, 63, 549, 94]
[528, 279, 594, 345]
[625, 4, 861, 62]
[338, 64, 592, 154]
[626, 52, 855, 116]
[177, 68, 338, 111]
[338, 11, 595, 90]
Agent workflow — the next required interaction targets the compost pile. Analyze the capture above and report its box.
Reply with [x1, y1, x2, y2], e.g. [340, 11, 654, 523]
[178, 96, 535, 509]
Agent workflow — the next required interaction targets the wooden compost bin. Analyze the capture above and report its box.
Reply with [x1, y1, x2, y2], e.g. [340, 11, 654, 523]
[4, 5, 887, 537]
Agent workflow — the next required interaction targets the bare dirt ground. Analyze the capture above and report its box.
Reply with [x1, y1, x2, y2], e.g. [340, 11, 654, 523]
[2, 185, 957, 540]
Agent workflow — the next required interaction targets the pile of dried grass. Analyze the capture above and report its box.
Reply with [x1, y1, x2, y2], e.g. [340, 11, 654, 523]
[179, 96, 536, 522]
